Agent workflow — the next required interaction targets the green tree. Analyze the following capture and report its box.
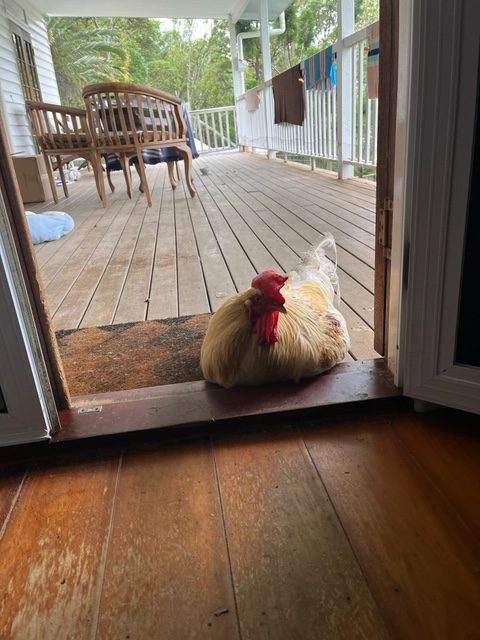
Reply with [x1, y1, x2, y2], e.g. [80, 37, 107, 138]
[148, 20, 233, 108]
[46, 17, 124, 106]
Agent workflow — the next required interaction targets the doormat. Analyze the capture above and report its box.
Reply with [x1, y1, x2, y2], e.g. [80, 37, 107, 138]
[55, 314, 212, 397]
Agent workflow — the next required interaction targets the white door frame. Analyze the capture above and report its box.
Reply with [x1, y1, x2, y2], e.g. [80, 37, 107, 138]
[392, 0, 480, 413]
[0, 190, 59, 445]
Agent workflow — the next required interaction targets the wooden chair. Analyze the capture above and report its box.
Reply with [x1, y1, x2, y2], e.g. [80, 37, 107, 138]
[82, 82, 196, 207]
[25, 100, 106, 205]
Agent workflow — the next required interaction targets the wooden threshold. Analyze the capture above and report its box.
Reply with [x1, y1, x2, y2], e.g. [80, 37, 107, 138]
[54, 359, 401, 443]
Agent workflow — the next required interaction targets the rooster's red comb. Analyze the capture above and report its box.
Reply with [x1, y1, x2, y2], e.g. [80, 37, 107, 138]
[251, 270, 288, 302]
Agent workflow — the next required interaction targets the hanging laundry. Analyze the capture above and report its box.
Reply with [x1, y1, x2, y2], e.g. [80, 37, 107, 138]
[325, 46, 333, 89]
[366, 21, 380, 99]
[245, 87, 261, 111]
[313, 52, 322, 88]
[304, 45, 336, 91]
[330, 60, 337, 87]
[272, 64, 305, 125]
[304, 57, 312, 90]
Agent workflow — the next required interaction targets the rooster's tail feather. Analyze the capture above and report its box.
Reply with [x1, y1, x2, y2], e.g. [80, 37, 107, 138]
[290, 233, 341, 306]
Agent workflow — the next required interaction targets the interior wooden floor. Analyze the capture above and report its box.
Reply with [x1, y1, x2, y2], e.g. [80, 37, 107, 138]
[31, 150, 378, 360]
[1, 404, 479, 639]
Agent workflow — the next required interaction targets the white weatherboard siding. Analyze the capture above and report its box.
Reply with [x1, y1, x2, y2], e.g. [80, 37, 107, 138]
[0, 0, 60, 154]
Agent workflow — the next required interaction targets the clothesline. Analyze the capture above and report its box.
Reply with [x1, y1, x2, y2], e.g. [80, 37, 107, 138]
[244, 21, 380, 125]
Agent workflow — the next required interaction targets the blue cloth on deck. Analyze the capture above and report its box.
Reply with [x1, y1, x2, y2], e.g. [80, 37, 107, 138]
[26, 211, 74, 244]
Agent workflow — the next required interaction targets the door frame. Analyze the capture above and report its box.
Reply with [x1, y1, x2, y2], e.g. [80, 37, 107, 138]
[394, 0, 480, 413]
[374, 0, 398, 358]
[0, 187, 59, 445]
[0, 2, 408, 447]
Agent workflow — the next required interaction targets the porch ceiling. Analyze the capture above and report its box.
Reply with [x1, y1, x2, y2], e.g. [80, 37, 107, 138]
[36, 0, 292, 22]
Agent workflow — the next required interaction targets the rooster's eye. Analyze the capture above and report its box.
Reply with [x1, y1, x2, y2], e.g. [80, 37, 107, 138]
[252, 294, 261, 303]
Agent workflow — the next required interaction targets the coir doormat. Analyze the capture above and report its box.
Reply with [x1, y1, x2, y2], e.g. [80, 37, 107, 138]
[55, 314, 212, 396]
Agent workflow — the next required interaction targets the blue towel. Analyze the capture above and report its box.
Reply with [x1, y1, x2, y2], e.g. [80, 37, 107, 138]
[330, 61, 337, 87]
[26, 211, 74, 244]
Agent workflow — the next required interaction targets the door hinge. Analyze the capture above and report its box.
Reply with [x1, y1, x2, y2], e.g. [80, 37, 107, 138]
[378, 198, 393, 259]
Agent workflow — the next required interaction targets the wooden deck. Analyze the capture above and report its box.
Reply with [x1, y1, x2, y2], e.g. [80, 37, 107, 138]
[31, 150, 378, 359]
[1, 405, 480, 638]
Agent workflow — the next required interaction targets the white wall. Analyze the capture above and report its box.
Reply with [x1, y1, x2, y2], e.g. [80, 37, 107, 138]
[0, 0, 60, 154]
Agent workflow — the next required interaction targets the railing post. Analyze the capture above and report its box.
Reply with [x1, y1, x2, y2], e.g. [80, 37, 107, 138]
[336, 0, 355, 179]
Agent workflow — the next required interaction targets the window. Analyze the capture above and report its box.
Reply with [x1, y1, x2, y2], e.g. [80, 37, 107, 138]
[10, 22, 41, 102]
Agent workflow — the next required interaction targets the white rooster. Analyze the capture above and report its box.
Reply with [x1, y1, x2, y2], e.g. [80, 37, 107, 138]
[200, 233, 350, 387]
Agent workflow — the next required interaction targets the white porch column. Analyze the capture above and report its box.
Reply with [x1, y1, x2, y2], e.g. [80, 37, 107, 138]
[259, 0, 272, 82]
[336, 0, 355, 179]
[228, 18, 243, 100]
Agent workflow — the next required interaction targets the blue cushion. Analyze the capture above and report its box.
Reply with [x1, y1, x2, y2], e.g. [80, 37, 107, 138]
[25, 211, 75, 244]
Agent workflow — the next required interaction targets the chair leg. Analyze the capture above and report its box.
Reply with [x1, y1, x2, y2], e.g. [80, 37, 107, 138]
[119, 154, 132, 199]
[134, 162, 146, 194]
[56, 156, 69, 198]
[44, 155, 58, 203]
[92, 153, 107, 207]
[167, 161, 177, 190]
[135, 155, 152, 207]
[107, 169, 115, 193]
[176, 145, 196, 198]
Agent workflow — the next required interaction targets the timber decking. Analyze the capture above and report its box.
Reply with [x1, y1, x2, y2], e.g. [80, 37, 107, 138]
[1, 406, 479, 638]
[32, 150, 378, 359]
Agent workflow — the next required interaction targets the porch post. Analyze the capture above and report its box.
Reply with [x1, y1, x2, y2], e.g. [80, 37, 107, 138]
[259, 0, 272, 82]
[228, 18, 243, 100]
[336, 0, 355, 179]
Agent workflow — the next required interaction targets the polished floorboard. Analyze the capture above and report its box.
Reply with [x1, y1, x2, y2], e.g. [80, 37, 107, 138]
[1, 405, 479, 639]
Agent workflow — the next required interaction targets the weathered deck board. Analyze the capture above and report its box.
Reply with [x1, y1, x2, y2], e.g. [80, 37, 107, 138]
[32, 151, 378, 359]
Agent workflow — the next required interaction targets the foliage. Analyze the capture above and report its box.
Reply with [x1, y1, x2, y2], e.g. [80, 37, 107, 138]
[46, 17, 124, 106]
[47, 1, 378, 108]
[47, 16, 233, 109]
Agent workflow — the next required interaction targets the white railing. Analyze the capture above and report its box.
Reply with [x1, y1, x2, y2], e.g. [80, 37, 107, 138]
[348, 30, 379, 167]
[236, 80, 337, 162]
[189, 106, 238, 152]
[235, 24, 379, 172]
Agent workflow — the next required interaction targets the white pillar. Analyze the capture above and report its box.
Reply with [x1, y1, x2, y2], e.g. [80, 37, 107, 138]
[259, 0, 272, 83]
[228, 18, 243, 100]
[336, 0, 355, 179]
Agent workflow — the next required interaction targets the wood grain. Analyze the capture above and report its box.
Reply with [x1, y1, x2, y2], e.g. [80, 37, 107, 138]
[96, 440, 240, 640]
[303, 416, 480, 640]
[31, 151, 378, 356]
[147, 177, 179, 319]
[0, 469, 26, 533]
[0, 455, 119, 639]
[213, 428, 390, 640]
